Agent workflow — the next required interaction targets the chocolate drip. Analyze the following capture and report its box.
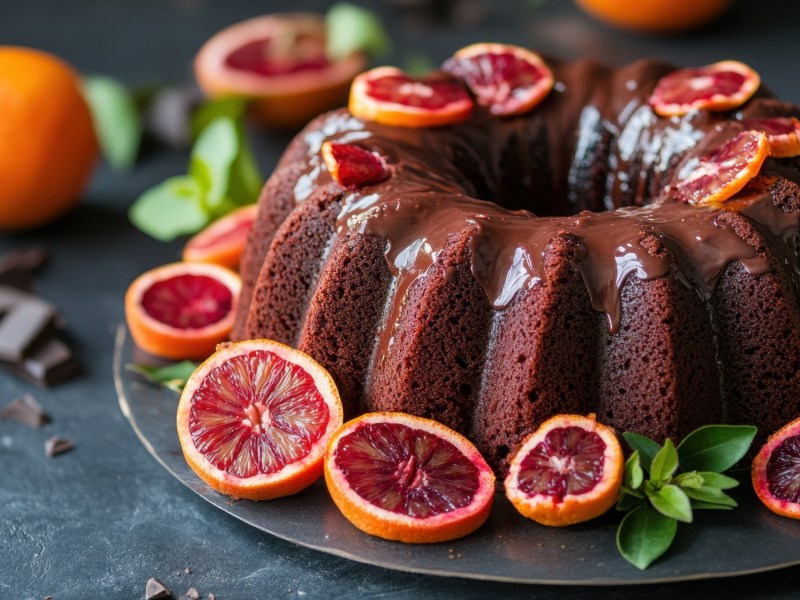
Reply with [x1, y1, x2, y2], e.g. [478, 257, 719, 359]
[290, 59, 800, 340]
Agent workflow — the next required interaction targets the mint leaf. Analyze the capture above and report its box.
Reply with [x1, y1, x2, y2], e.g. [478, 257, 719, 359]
[646, 484, 693, 523]
[624, 451, 644, 490]
[676, 425, 757, 473]
[226, 132, 263, 205]
[674, 471, 704, 490]
[695, 472, 739, 490]
[622, 432, 661, 472]
[326, 3, 390, 60]
[190, 117, 240, 210]
[617, 505, 677, 570]
[191, 96, 248, 140]
[691, 500, 734, 510]
[650, 438, 679, 484]
[127, 361, 198, 392]
[83, 75, 142, 170]
[683, 486, 737, 507]
[129, 176, 209, 241]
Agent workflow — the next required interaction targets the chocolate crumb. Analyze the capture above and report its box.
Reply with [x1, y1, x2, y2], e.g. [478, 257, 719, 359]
[0, 393, 48, 427]
[208, 594, 215, 600]
[45, 436, 74, 457]
[184, 567, 192, 575]
[186, 588, 200, 599]
[146, 577, 172, 600]
[44, 596, 53, 600]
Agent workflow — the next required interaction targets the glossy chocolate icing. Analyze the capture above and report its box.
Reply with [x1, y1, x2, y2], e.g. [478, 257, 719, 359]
[290, 58, 800, 339]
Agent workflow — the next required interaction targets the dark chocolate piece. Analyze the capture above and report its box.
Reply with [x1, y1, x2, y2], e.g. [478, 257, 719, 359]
[186, 588, 200, 600]
[146, 578, 172, 600]
[0, 246, 48, 290]
[44, 436, 74, 457]
[0, 393, 48, 427]
[0, 301, 57, 362]
[12, 337, 80, 387]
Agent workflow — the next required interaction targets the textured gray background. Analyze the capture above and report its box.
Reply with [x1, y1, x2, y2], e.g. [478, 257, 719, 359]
[2, 1, 800, 598]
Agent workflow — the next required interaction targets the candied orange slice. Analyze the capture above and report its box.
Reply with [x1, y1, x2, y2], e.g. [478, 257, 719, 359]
[442, 43, 555, 116]
[324, 412, 495, 543]
[349, 66, 473, 128]
[740, 116, 800, 158]
[649, 60, 760, 117]
[177, 339, 344, 500]
[321, 141, 389, 188]
[504, 414, 623, 527]
[669, 129, 769, 206]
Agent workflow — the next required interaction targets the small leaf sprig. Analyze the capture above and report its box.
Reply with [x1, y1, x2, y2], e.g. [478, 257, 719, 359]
[616, 424, 757, 570]
[127, 361, 199, 393]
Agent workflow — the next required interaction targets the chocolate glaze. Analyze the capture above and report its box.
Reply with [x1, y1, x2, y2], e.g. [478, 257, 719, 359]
[289, 58, 800, 345]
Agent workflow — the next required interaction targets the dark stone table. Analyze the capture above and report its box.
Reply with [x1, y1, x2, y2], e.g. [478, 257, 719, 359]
[2, 1, 799, 598]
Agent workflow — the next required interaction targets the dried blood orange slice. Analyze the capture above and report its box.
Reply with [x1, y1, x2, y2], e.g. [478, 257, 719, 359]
[324, 412, 495, 543]
[668, 129, 769, 206]
[740, 116, 800, 158]
[752, 416, 800, 520]
[349, 66, 473, 128]
[194, 14, 366, 129]
[321, 141, 389, 188]
[649, 60, 760, 117]
[183, 204, 258, 270]
[442, 43, 554, 117]
[177, 339, 343, 500]
[504, 414, 623, 527]
[125, 262, 240, 360]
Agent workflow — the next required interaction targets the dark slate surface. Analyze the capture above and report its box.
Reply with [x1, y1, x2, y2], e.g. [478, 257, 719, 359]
[2, 1, 800, 599]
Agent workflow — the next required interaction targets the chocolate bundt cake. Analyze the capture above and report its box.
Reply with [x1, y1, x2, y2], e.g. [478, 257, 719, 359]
[234, 56, 800, 473]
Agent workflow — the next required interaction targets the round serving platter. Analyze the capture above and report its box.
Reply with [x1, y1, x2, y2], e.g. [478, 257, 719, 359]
[113, 325, 800, 585]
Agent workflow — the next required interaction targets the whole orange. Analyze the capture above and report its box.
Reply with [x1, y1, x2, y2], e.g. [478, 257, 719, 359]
[575, 0, 731, 34]
[0, 47, 97, 231]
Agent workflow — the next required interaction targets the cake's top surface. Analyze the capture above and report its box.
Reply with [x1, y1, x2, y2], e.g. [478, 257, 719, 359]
[286, 58, 800, 330]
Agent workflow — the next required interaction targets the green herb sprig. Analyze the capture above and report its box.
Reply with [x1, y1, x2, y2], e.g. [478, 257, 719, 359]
[127, 361, 199, 393]
[616, 425, 757, 570]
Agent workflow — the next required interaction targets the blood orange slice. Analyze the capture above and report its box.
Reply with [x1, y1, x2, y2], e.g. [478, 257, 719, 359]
[740, 116, 800, 158]
[125, 262, 240, 360]
[324, 412, 495, 543]
[183, 204, 258, 270]
[177, 339, 343, 500]
[442, 43, 554, 117]
[321, 141, 389, 188]
[668, 129, 769, 206]
[649, 60, 760, 117]
[752, 416, 800, 520]
[194, 14, 366, 129]
[349, 66, 473, 128]
[504, 414, 623, 527]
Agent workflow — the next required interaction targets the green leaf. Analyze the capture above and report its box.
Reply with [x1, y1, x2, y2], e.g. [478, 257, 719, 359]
[616, 492, 644, 512]
[326, 3, 390, 60]
[691, 500, 734, 510]
[696, 472, 740, 490]
[624, 451, 644, 490]
[129, 176, 209, 241]
[622, 432, 661, 473]
[403, 53, 435, 76]
[676, 425, 757, 473]
[646, 484, 693, 523]
[83, 75, 142, 170]
[683, 486, 738, 508]
[191, 96, 249, 140]
[190, 117, 240, 208]
[226, 132, 263, 207]
[127, 361, 198, 392]
[616, 505, 677, 570]
[674, 471, 704, 490]
[650, 439, 679, 484]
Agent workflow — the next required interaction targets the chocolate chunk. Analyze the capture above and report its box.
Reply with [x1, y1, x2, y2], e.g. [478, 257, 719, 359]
[44, 436, 74, 457]
[186, 588, 200, 600]
[12, 337, 80, 387]
[0, 247, 48, 290]
[0, 301, 57, 362]
[0, 393, 49, 427]
[146, 578, 173, 600]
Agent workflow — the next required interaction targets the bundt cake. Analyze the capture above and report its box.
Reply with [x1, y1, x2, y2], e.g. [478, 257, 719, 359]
[234, 51, 800, 473]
